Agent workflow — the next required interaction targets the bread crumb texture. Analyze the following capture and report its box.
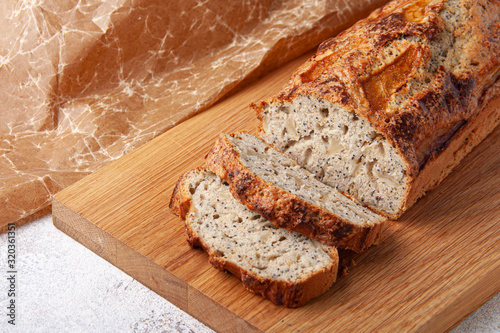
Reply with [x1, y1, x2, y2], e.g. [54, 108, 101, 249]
[228, 132, 382, 226]
[185, 170, 336, 281]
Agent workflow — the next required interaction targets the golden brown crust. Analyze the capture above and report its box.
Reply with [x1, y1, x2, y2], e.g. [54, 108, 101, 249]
[254, 0, 500, 218]
[206, 133, 386, 252]
[405, 82, 500, 208]
[169, 169, 197, 219]
[169, 168, 339, 308]
[210, 251, 339, 308]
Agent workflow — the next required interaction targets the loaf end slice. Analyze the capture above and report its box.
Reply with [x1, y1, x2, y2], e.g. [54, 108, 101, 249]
[206, 132, 388, 252]
[169, 168, 338, 308]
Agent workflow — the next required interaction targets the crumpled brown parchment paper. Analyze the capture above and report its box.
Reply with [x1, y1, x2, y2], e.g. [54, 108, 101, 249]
[0, 0, 388, 230]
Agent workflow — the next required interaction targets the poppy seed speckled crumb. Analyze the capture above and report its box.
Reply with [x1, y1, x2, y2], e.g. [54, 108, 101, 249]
[169, 169, 338, 308]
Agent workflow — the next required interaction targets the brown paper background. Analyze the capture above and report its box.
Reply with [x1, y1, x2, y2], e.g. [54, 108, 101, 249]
[0, 0, 389, 230]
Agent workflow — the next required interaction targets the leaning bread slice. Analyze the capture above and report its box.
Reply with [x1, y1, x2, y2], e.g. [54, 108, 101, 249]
[169, 168, 338, 308]
[206, 132, 387, 252]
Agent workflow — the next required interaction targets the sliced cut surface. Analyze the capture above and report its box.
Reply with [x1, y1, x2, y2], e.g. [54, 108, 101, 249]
[259, 95, 408, 218]
[169, 168, 338, 308]
[206, 132, 388, 252]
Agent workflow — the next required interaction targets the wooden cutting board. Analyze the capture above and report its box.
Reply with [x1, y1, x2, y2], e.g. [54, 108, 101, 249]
[52, 52, 500, 333]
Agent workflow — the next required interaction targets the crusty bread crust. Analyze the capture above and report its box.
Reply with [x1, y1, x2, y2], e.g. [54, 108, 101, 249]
[169, 169, 197, 219]
[206, 133, 387, 252]
[405, 82, 500, 208]
[169, 169, 339, 308]
[254, 0, 500, 218]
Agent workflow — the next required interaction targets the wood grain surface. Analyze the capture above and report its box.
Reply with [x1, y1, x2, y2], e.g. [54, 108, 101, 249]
[52, 52, 500, 333]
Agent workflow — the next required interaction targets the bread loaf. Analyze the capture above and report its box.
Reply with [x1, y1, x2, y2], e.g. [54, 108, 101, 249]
[169, 168, 338, 307]
[254, 0, 500, 218]
[206, 132, 387, 252]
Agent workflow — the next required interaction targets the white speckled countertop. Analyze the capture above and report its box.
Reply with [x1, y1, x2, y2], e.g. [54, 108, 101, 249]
[1, 215, 499, 332]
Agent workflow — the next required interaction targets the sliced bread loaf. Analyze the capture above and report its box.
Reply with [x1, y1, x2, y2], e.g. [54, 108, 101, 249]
[254, 0, 500, 219]
[169, 168, 338, 308]
[206, 132, 387, 252]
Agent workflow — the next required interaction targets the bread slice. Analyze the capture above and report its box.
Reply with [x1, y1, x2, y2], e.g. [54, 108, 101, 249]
[254, 0, 500, 219]
[169, 168, 338, 308]
[206, 132, 387, 252]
